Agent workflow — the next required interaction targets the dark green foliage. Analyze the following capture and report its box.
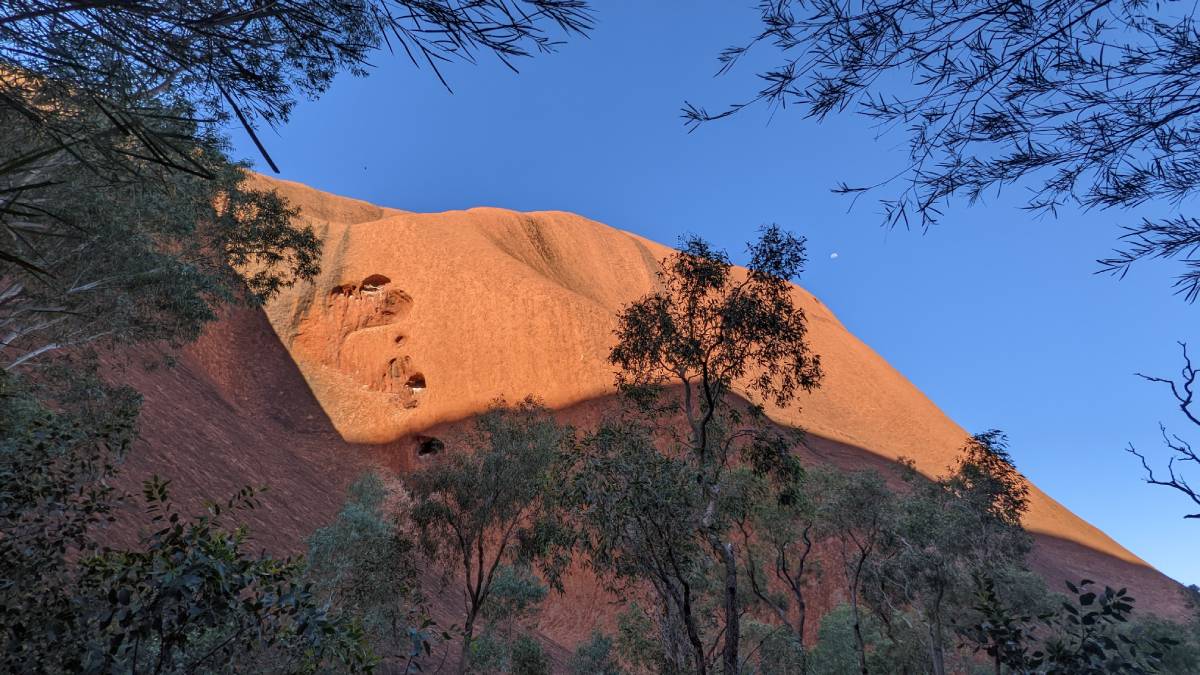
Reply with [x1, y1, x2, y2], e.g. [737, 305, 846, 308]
[615, 603, 669, 674]
[610, 226, 822, 414]
[0, 128, 321, 370]
[0, 374, 138, 672]
[0, 0, 592, 243]
[77, 477, 370, 674]
[866, 433, 1034, 675]
[806, 468, 895, 675]
[508, 634, 550, 675]
[567, 421, 711, 673]
[0, 3, 591, 672]
[0, 64, 321, 370]
[807, 605, 890, 675]
[0, 19, 324, 370]
[480, 564, 548, 636]
[805, 604, 932, 674]
[729, 462, 822, 669]
[0, 377, 368, 672]
[1042, 581, 1171, 674]
[467, 632, 510, 673]
[307, 472, 434, 668]
[741, 621, 805, 675]
[807, 605, 868, 675]
[464, 564, 550, 673]
[569, 631, 624, 675]
[407, 397, 573, 670]
[957, 574, 1048, 674]
[1127, 615, 1200, 675]
[959, 576, 1177, 674]
[603, 227, 822, 674]
[466, 625, 549, 675]
[0, 0, 593, 368]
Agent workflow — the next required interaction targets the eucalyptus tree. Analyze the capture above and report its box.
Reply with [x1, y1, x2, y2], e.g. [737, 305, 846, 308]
[727, 459, 825, 671]
[568, 421, 713, 673]
[605, 226, 823, 674]
[0, 2, 593, 670]
[407, 398, 573, 673]
[467, 563, 550, 672]
[0, 375, 370, 672]
[307, 472, 434, 669]
[0, 130, 321, 370]
[814, 469, 895, 675]
[865, 432, 1033, 675]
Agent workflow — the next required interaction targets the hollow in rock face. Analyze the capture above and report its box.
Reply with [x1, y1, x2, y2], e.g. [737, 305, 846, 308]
[415, 435, 443, 456]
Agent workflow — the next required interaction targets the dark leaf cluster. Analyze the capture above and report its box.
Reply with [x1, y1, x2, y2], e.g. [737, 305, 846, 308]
[960, 576, 1175, 673]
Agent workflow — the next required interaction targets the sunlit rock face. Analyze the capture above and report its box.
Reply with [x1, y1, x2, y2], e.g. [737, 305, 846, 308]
[255, 176, 1134, 564]
[120, 174, 1188, 654]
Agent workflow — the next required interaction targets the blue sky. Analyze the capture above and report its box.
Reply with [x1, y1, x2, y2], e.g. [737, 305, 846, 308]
[228, 2, 1196, 585]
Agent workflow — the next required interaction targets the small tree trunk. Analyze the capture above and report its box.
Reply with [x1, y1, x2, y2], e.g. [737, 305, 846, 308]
[790, 557, 810, 673]
[850, 600, 869, 675]
[459, 614, 475, 675]
[659, 598, 693, 673]
[795, 616, 808, 675]
[716, 538, 740, 674]
[796, 595, 807, 644]
[660, 576, 708, 674]
[929, 590, 947, 675]
[849, 557, 869, 675]
[928, 615, 946, 675]
[682, 591, 709, 675]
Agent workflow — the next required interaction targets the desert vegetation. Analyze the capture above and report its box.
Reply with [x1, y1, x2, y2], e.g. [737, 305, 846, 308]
[2, 1, 1200, 674]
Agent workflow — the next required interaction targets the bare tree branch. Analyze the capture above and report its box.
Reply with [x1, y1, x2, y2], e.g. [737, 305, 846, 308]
[1130, 342, 1200, 519]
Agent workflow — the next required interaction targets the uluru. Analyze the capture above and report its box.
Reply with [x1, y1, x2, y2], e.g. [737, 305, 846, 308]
[110, 175, 1191, 666]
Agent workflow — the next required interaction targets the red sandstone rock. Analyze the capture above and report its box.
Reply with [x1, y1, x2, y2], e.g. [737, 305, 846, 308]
[114, 174, 1189, 662]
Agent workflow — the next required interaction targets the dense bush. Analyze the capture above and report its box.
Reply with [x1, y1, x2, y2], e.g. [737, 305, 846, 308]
[569, 631, 623, 675]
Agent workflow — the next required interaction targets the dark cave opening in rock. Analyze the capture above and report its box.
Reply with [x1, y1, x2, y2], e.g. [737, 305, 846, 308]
[405, 373, 426, 391]
[416, 436, 444, 456]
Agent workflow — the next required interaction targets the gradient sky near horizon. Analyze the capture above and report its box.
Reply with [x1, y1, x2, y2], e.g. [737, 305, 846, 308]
[227, 2, 1196, 585]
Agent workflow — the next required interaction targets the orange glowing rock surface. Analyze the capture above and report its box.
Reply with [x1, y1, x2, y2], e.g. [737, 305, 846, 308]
[116, 175, 1188, 660]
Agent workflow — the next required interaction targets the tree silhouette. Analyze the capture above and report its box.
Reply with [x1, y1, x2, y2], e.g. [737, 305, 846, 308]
[607, 225, 822, 674]
[1129, 342, 1200, 519]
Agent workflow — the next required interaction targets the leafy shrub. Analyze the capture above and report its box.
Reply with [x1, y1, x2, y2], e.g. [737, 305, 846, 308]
[481, 564, 548, 636]
[570, 631, 623, 675]
[960, 575, 1177, 673]
[510, 634, 549, 675]
[307, 472, 436, 666]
